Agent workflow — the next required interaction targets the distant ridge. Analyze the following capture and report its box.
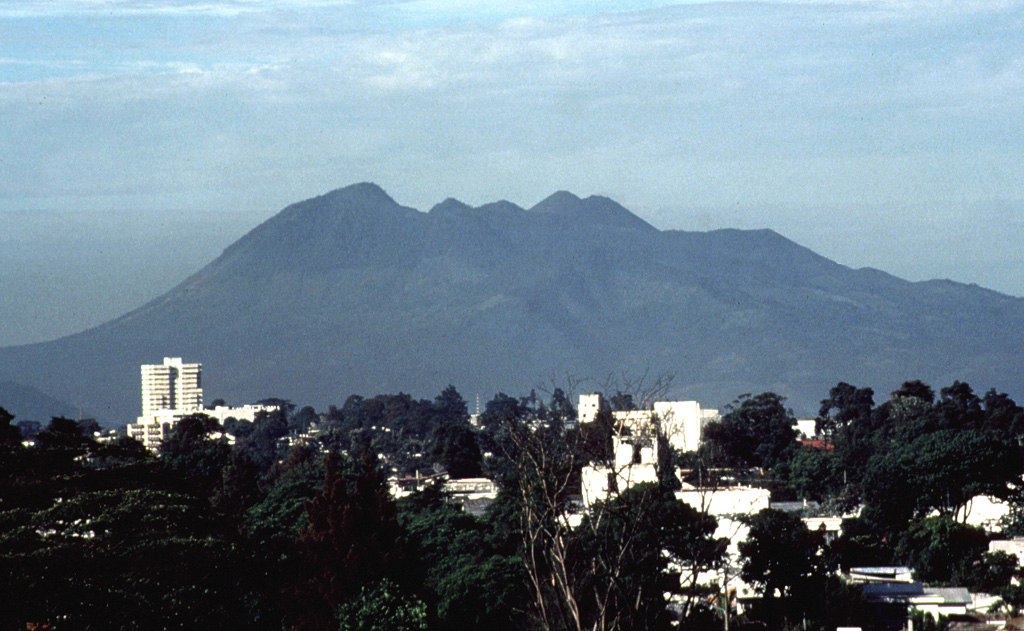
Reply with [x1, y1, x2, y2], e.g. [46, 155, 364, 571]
[0, 381, 78, 423]
[1, 182, 1022, 426]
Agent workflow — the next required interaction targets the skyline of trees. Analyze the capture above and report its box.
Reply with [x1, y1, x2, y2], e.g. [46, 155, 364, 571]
[2, 377, 1024, 630]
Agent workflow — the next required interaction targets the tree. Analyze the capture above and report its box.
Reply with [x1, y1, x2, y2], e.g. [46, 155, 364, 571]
[787, 448, 844, 503]
[0, 407, 21, 446]
[576, 483, 726, 630]
[335, 579, 428, 631]
[0, 484, 258, 630]
[431, 421, 483, 479]
[981, 389, 1024, 440]
[491, 388, 724, 631]
[244, 409, 291, 471]
[159, 413, 230, 497]
[740, 509, 828, 599]
[213, 446, 264, 521]
[738, 508, 837, 629]
[291, 405, 320, 433]
[289, 453, 410, 631]
[434, 385, 470, 424]
[701, 392, 797, 470]
[398, 485, 530, 631]
[244, 446, 325, 547]
[962, 551, 1018, 595]
[817, 382, 876, 485]
[32, 416, 98, 476]
[862, 429, 1022, 531]
[77, 417, 101, 437]
[494, 401, 582, 631]
[936, 381, 984, 432]
[895, 516, 988, 584]
[885, 380, 939, 440]
[817, 382, 875, 442]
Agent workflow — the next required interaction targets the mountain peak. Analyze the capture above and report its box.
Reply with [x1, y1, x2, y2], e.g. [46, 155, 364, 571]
[4, 183, 1024, 426]
[273, 182, 416, 225]
[529, 190, 656, 233]
[320, 182, 400, 208]
[429, 197, 473, 215]
[531, 191, 582, 213]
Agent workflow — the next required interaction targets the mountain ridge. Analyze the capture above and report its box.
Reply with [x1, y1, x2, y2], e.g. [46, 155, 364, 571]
[1, 183, 1021, 425]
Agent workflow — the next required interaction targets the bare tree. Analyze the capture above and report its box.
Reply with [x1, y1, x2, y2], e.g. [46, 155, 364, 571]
[493, 376, 724, 631]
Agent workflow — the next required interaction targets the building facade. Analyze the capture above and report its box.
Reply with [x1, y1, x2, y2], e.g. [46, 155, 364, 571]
[140, 357, 203, 416]
[577, 393, 719, 453]
[130, 357, 204, 450]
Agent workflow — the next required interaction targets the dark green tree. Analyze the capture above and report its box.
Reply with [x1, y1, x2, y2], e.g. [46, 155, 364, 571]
[962, 550, 1019, 595]
[434, 385, 470, 424]
[738, 508, 837, 629]
[787, 448, 844, 503]
[895, 516, 988, 584]
[701, 392, 797, 470]
[159, 413, 230, 497]
[289, 453, 410, 631]
[398, 485, 530, 631]
[0, 406, 22, 446]
[0, 484, 258, 630]
[335, 579, 428, 631]
[816, 382, 876, 490]
[863, 429, 1022, 531]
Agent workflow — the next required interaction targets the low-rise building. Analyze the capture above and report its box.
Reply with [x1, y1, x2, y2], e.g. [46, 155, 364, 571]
[577, 393, 719, 453]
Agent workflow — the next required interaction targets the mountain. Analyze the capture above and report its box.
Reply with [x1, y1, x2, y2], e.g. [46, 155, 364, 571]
[0, 381, 78, 423]
[1, 182, 1022, 425]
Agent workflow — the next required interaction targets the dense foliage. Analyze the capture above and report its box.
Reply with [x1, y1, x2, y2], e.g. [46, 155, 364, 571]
[2, 377, 1023, 630]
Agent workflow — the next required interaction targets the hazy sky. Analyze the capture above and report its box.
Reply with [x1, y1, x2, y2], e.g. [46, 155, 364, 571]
[2, 0, 1022, 346]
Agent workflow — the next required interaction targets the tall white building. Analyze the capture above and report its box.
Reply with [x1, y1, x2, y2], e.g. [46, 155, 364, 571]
[129, 357, 203, 450]
[129, 357, 280, 451]
[140, 357, 203, 415]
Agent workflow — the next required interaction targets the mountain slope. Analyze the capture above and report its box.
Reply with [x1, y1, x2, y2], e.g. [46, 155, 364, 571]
[1, 183, 1021, 425]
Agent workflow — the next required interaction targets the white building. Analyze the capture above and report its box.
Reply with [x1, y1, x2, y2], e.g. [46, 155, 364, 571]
[130, 357, 205, 449]
[128, 357, 277, 451]
[578, 393, 721, 506]
[956, 495, 1010, 531]
[989, 537, 1024, 564]
[205, 404, 280, 424]
[577, 393, 719, 454]
[794, 418, 818, 439]
[581, 434, 659, 506]
[140, 357, 203, 416]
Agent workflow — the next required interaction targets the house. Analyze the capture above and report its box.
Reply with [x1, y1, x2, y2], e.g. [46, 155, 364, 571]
[849, 567, 973, 629]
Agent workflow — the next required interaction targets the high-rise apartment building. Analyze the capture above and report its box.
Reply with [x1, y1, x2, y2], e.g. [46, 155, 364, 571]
[129, 357, 279, 451]
[140, 357, 203, 415]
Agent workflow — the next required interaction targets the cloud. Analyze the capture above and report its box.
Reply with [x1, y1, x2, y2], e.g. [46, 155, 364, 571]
[2, 0, 1022, 214]
[0, 0, 361, 19]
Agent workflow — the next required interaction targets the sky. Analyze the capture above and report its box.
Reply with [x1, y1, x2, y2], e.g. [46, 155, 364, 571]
[1, 0, 1022, 346]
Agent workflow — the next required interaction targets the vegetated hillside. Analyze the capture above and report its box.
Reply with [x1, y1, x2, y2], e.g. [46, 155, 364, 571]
[1, 182, 1021, 426]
